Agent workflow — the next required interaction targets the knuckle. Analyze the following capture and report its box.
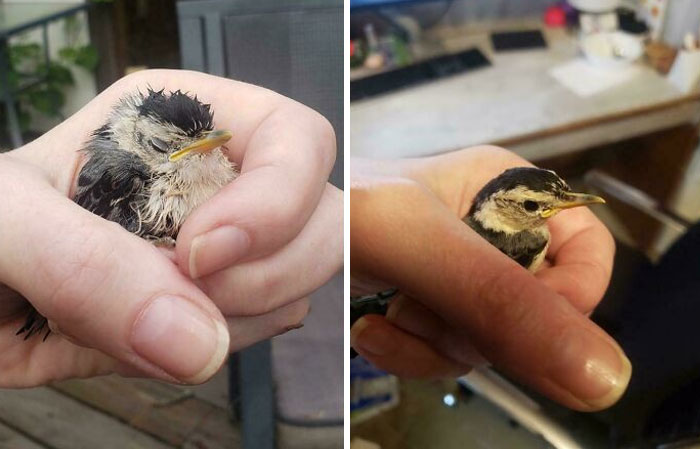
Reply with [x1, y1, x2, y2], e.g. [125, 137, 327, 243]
[294, 105, 336, 169]
[252, 270, 288, 315]
[314, 113, 337, 168]
[215, 265, 287, 316]
[283, 103, 336, 174]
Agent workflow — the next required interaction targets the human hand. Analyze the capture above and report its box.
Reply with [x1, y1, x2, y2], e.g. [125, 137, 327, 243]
[0, 69, 341, 387]
[350, 146, 629, 411]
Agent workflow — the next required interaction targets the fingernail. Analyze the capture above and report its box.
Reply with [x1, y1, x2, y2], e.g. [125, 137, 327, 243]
[283, 323, 304, 333]
[548, 329, 632, 410]
[350, 316, 397, 356]
[189, 226, 250, 278]
[131, 296, 230, 383]
[385, 299, 402, 321]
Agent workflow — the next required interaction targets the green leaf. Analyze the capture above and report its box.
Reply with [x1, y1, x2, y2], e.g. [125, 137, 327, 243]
[58, 47, 77, 62]
[5, 70, 20, 91]
[27, 86, 65, 117]
[59, 45, 99, 71]
[9, 43, 41, 67]
[41, 62, 75, 86]
[73, 45, 99, 71]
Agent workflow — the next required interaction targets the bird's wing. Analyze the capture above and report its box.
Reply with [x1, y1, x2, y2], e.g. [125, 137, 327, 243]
[74, 147, 150, 235]
[18, 145, 151, 342]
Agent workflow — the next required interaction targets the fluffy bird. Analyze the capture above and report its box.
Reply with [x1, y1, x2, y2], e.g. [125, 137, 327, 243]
[350, 167, 605, 354]
[17, 88, 237, 339]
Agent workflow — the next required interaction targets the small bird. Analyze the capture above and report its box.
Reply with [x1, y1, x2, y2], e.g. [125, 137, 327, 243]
[464, 167, 605, 272]
[17, 88, 237, 339]
[350, 167, 605, 355]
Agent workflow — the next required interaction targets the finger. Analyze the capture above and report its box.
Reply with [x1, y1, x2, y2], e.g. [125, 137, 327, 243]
[227, 297, 310, 353]
[198, 184, 342, 315]
[351, 315, 470, 378]
[537, 208, 615, 313]
[0, 156, 229, 384]
[176, 102, 337, 279]
[351, 180, 631, 411]
[387, 296, 487, 367]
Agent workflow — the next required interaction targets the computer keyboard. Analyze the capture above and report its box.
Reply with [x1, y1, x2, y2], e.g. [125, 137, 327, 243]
[350, 47, 490, 101]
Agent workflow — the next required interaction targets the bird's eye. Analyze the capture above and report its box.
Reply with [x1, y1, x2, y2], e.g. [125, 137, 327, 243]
[151, 137, 168, 153]
[523, 200, 539, 212]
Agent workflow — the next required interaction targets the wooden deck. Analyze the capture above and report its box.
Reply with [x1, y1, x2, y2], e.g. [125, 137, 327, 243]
[0, 368, 240, 449]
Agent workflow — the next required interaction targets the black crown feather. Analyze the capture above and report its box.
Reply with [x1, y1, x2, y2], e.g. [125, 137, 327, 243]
[138, 88, 214, 137]
[470, 167, 571, 214]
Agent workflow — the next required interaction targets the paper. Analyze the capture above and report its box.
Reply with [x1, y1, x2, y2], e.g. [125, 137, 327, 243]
[549, 59, 642, 97]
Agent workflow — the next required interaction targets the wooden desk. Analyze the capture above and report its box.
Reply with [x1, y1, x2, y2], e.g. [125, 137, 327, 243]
[350, 20, 700, 161]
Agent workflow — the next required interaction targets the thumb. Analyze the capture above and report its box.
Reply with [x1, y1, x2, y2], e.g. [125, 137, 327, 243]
[0, 156, 229, 384]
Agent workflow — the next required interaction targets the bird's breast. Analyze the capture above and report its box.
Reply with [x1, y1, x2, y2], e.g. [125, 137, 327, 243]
[140, 150, 237, 238]
[467, 216, 550, 272]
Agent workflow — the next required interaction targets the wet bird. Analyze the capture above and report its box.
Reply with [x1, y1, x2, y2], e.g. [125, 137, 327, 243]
[17, 88, 237, 339]
[350, 167, 605, 354]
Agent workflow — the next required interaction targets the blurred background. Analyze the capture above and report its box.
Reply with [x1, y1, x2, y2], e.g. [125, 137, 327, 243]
[349, 0, 700, 448]
[0, 1, 342, 449]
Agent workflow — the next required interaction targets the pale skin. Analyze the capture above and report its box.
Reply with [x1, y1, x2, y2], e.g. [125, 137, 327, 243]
[0, 69, 342, 387]
[351, 147, 631, 412]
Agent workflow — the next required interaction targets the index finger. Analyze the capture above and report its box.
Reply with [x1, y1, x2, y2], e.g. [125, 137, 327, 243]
[162, 72, 337, 278]
[536, 207, 615, 314]
[176, 96, 336, 278]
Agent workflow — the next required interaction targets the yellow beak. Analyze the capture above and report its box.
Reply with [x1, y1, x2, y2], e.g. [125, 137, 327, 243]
[541, 192, 606, 218]
[169, 130, 232, 162]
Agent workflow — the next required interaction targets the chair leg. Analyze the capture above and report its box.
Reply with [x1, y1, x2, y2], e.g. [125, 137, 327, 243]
[230, 339, 276, 449]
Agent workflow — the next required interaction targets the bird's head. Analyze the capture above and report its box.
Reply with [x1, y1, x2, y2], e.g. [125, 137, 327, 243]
[469, 167, 605, 233]
[102, 88, 232, 169]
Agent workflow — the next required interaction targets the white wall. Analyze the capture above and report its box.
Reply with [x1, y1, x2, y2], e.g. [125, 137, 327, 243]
[650, 131, 700, 258]
[662, 0, 700, 48]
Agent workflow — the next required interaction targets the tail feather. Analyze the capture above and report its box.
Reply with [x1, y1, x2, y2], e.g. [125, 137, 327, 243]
[16, 308, 50, 341]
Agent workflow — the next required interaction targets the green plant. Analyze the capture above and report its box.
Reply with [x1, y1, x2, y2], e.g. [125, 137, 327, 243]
[3, 15, 99, 132]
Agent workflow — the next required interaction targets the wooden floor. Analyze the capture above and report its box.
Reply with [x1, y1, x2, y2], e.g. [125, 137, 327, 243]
[0, 368, 240, 449]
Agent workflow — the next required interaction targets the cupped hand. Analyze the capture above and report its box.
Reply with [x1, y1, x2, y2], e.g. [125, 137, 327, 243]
[350, 146, 629, 412]
[0, 69, 341, 387]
